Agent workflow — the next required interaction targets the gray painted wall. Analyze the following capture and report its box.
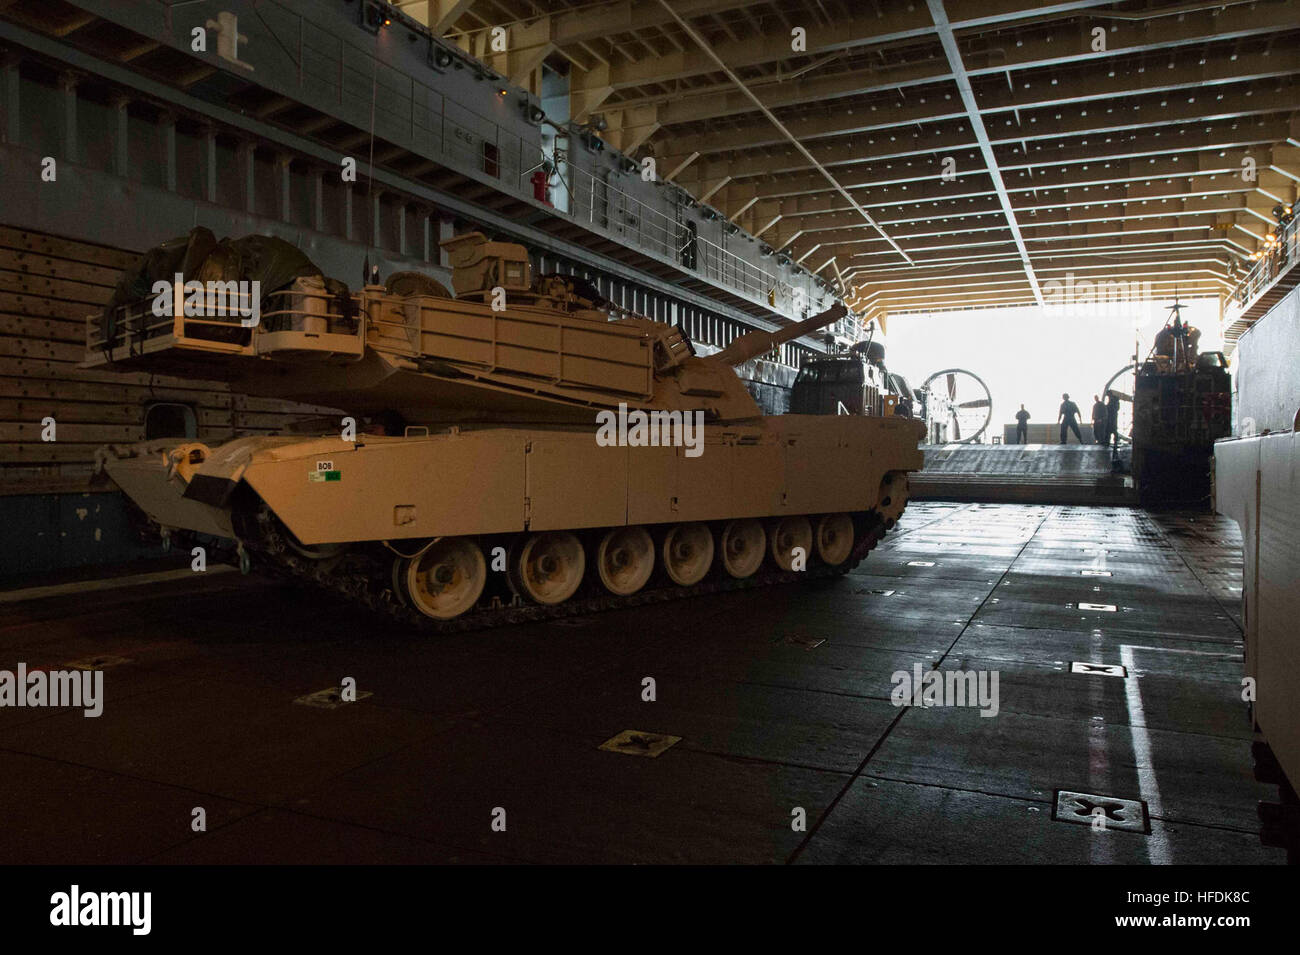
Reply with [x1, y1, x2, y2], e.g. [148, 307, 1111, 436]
[7, 0, 834, 326]
[1235, 285, 1300, 434]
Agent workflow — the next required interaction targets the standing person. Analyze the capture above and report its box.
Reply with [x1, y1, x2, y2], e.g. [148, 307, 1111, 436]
[1091, 394, 1108, 445]
[1015, 405, 1030, 444]
[1058, 393, 1083, 444]
[1105, 391, 1121, 452]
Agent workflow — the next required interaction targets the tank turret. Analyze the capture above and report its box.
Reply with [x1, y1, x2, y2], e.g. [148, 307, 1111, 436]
[87, 230, 855, 426]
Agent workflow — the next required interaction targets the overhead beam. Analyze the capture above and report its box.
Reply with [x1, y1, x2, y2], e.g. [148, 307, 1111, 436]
[842, 236, 1245, 276]
[927, 0, 1043, 304]
[740, 171, 1269, 243]
[605, 5, 1298, 128]
[426, 0, 477, 34]
[654, 0, 912, 266]
[782, 188, 1284, 254]
[854, 259, 1234, 289]
[654, 48, 1300, 157]
[579, 5, 937, 95]
[661, 82, 1297, 184]
[706, 121, 1294, 216]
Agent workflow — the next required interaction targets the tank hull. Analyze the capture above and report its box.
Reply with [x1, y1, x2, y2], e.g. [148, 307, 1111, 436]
[101, 414, 924, 630]
[107, 415, 922, 543]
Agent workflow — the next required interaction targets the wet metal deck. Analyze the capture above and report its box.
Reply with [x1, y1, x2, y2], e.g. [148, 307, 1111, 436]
[0, 504, 1278, 864]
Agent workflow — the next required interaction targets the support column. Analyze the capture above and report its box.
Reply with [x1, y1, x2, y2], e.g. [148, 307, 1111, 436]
[343, 184, 354, 242]
[59, 71, 77, 163]
[110, 93, 130, 178]
[396, 200, 408, 256]
[237, 139, 255, 214]
[160, 109, 177, 192]
[277, 152, 292, 222]
[312, 169, 324, 233]
[2, 53, 19, 146]
[202, 124, 217, 203]
[421, 210, 432, 263]
[438, 216, 454, 268]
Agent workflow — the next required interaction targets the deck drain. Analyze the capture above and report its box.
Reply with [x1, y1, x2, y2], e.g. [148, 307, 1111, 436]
[1070, 662, 1127, 677]
[854, 588, 896, 596]
[1080, 570, 1113, 577]
[598, 730, 681, 758]
[293, 687, 373, 709]
[1075, 602, 1117, 611]
[907, 561, 935, 567]
[64, 655, 131, 671]
[1053, 790, 1149, 833]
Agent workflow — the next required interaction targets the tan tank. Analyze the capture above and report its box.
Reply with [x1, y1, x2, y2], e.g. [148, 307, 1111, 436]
[85, 230, 925, 629]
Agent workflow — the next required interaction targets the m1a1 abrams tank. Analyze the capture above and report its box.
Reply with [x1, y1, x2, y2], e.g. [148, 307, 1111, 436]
[85, 229, 925, 631]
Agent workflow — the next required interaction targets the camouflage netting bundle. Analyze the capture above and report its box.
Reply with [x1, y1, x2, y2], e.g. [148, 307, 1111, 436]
[98, 227, 342, 346]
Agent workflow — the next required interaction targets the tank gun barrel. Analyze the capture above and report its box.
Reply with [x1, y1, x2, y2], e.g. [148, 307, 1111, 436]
[712, 303, 848, 366]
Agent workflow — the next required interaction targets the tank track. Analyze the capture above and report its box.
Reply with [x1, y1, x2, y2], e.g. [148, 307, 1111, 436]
[234, 506, 897, 634]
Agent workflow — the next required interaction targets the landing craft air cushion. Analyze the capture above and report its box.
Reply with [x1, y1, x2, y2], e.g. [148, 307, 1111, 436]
[85, 229, 925, 629]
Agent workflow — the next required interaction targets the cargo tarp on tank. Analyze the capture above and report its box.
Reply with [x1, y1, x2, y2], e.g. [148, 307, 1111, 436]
[97, 227, 334, 349]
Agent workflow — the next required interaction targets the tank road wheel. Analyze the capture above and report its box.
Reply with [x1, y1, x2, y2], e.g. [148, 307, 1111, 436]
[517, 531, 586, 605]
[815, 513, 855, 567]
[596, 526, 655, 596]
[405, 538, 487, 620]
[661, 523, 715, 586]
[769, 516, 813, 572]
[391, 557, 410, 607]
[877, 471, 910, 527]
[720, 518, 766, 579]
[285, 536, 349, 561]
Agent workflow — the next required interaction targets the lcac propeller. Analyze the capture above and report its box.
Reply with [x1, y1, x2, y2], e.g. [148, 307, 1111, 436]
[919, 368, 993, 443]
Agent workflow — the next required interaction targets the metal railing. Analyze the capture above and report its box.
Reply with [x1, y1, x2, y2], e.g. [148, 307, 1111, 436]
[558, 158, 682, 263]
[133, 2, 841, 347]
[1228, 214, 1299, 314]
[423, 107, 810, 322]
[695, 233, 780, 303]
[87, 287, 359, 361]
[87, 293, 259, 355]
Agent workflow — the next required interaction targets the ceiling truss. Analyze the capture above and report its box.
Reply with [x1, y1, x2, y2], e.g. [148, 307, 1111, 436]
[417, 0, 1300, 322]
